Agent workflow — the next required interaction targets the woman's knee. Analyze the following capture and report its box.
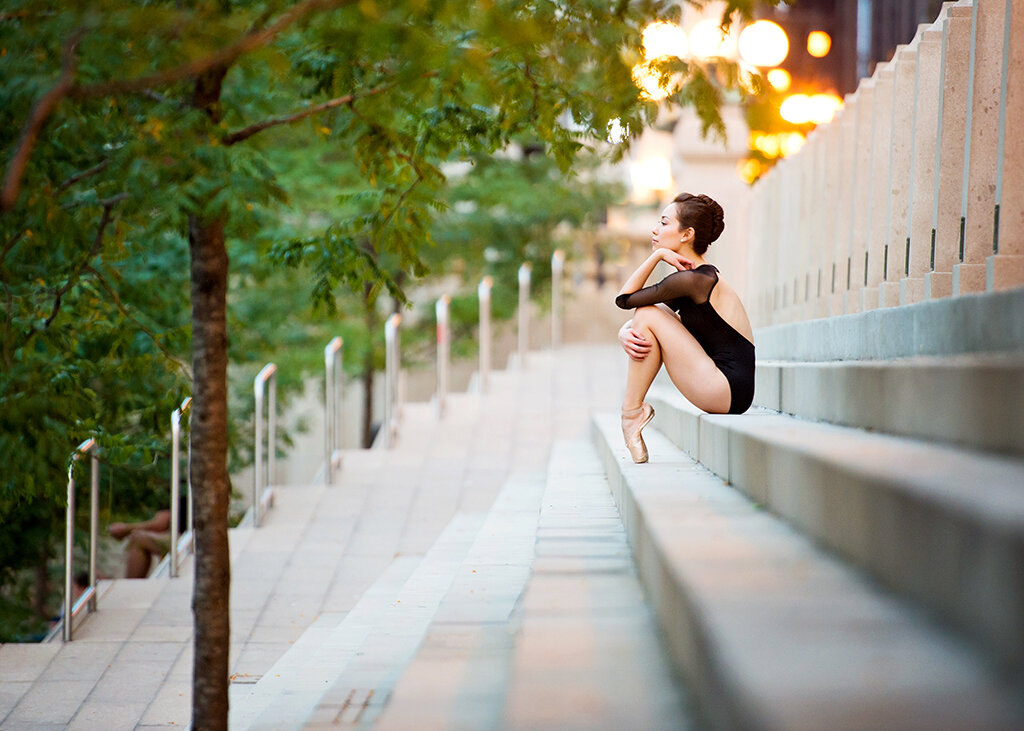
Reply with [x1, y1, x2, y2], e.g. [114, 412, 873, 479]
[632, 305, 660, 330]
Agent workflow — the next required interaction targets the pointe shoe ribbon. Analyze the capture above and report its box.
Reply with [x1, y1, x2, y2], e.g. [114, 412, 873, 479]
[621, 403, 655, 464]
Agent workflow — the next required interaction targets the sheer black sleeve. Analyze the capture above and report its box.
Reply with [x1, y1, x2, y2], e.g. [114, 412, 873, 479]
[615, 264, 719, 309]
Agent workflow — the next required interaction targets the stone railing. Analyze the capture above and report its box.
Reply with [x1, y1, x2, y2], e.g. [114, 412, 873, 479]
[747, 0, 1022, 329]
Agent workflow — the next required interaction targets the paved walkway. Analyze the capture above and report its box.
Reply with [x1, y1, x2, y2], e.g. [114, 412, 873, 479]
[0, 341, 694, 729]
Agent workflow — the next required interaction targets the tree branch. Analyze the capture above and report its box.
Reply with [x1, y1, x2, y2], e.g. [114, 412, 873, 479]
[42, 195, 118, 329]
[1, 30, 82, 211]
[58, 159, 110, 191]
[1, 0, 355, 210]
[68, 0, 353, 100]
[223, 73, 435, 146]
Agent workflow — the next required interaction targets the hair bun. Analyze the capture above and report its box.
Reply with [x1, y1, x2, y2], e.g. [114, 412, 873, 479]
[698, 194, 725, 243]
[671, 192, 725, 254]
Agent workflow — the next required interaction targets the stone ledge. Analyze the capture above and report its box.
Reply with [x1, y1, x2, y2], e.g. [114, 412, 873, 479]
[753, 355, 1024, 455]
[645, 385, 1024, 674]
[592, 414, 1024, 731]
[755, 286, 1024, 360]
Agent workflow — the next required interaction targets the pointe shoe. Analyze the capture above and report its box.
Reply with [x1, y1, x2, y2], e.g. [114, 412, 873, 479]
[621, 403, 655, 463]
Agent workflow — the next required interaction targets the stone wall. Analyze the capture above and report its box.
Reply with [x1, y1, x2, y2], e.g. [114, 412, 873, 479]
[748, 0, 1023, 345]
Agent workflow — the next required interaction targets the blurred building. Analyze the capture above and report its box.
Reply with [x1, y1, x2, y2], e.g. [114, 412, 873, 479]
[756, 0, 946, 96]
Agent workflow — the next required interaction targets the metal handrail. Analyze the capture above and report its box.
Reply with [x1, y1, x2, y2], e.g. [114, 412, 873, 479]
[551, 250, 565, 348]
[324, 337, 343, 485]
[518, 262, 532, 367]
[253, 363, 277, 527]
[64, 438, 99, 642]
[169, 397, 193, 578]
[435, 296, 450, 419]
[478, 276, 493, 393]
[383, 313, 401, 447]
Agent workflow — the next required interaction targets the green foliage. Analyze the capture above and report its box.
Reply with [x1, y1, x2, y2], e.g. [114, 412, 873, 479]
[1, 0, 779, 645]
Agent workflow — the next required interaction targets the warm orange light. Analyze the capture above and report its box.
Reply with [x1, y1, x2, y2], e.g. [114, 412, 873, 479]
[750, 132, 781, 158]
[738, 20, 789, 67]
[632, 62, 671, 101]
[766, 68, 792, 92]
[780, 93, 842, 125]
[643, 21, 688, 60]
[689, 19, 730, 60]
[749, 131, 807, 159]
[807, 31, 832, 58]
[780, 93, 812, 124]
[781, 132, 806, 157]
[738, 158, 764, 184]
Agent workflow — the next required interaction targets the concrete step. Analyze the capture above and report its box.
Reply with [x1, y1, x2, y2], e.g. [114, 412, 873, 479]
[753, 354, 1024, 456]
[230, 512, 481, 729]
[644, 383, 1024, 674]
[591, 414, 1024, 730]
[340, 470, 547, 729]
[375, 439, 693, 731]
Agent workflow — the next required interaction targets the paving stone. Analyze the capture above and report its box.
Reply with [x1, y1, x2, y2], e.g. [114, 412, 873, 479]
[67, 700, 150, 730]
[138, 677, 190, 726]
[3, 679, 96, 726]
[36, 641, 119, 682]
[0, 643, 60, 682]
[0, 681, 32, 720]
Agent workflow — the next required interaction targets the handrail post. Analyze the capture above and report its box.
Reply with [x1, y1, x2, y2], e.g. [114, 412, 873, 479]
[436, 296, 450, 419]
[551, 250, 565, 348]
[64, 438, 97, 642]
[518, 262, 532, 367]
[478, 276, 492, 393]
[324, 337, 343, 485]
[169, 396, 192, 578]
[87, 449, 98, 612]
[384, 314, 401, 447]
[254, 363, 278, 527]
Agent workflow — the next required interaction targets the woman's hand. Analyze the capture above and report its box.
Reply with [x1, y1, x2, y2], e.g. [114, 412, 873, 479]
[659, 249, 694, 272]
[618, 320, 652, 361]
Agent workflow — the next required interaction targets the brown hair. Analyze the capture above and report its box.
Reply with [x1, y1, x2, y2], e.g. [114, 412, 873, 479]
[672, 193, 725, 255]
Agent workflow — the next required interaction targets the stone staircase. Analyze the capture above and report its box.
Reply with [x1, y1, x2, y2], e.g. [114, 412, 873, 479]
[3, 336, 1023, 729]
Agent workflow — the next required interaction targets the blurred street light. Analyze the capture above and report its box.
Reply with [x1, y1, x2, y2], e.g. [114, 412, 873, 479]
[779, 92, 843, 124]
[643, 21, 688, 59]
[766, 68, 792, 91]
[688, 19, 739, 60]
[807, 30, 832, 58]
[738, 20, 789, 68]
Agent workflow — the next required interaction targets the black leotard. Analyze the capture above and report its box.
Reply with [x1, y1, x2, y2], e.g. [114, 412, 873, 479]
[615, 264, 755, 415]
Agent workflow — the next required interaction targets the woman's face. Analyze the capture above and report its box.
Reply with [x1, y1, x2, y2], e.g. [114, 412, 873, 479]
[651, 203, 684, 251]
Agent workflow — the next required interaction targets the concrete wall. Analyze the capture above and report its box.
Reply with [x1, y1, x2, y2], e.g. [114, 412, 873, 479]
[747, 0, 1023, 348]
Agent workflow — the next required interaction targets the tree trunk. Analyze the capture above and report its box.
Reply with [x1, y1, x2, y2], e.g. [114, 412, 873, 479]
[189, 64, 231, 731]
[33, 546, 49, 619]
[188, 212, 231, 730]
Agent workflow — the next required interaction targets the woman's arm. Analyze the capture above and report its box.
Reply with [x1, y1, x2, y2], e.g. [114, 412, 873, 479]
[617, 251, 665, 300]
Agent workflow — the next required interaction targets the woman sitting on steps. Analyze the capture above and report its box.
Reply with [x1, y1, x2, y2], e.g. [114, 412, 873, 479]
[616, 193, 756, 463]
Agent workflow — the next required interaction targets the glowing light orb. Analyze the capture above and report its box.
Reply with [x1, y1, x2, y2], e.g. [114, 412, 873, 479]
[689, 19, 730, 60]
[643, 21, 688, 60]
[738, 20, 789, 68]
[807, 31, 832, 58]
[766, 68, 792, 92]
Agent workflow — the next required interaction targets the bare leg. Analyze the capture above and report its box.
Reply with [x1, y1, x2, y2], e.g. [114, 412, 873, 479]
[124, 530, 166, 578]
[626, 305, 731, 414]
[622, 333, 663, 411]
